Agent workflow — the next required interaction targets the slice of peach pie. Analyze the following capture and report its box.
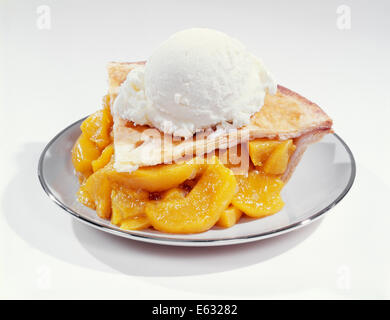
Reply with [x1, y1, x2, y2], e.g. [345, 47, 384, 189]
[71, 28, 332, 235]
[72, 62, 332, 234]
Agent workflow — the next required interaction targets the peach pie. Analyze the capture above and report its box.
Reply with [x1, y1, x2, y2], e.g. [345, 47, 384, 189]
[71, 30, 332, 234]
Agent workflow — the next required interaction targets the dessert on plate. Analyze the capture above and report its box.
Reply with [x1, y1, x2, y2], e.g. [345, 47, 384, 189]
[71, 28, 332, 234]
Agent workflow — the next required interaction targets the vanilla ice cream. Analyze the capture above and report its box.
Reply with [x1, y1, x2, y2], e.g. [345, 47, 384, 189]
[113, 28, 276, 138]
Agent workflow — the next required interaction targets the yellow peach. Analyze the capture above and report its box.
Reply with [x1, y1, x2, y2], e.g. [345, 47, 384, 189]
[71, 134, 101, 179]
[111, 185, 149, 226]
[232, 170, 284, 218]
[79, 166, 112, 219]
[145, 157, 237, 234]
[104, 161, 201, 192]
[81, 107, 113, 150]
[217, 206, 243, 228]
[249, 139, 280, 167]
[120, 216, 151, 231]
[263, 140, 296, 175]
[92, 144, 114, 172]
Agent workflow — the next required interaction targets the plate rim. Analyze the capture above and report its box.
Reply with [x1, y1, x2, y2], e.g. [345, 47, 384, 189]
[38, 118, 356, 247]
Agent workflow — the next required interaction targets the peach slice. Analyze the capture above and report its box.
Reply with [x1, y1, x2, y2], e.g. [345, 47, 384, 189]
[120, 216, 151, 231]
[111, 185, 150, 230]
[105, 161, 201, 192]
[77, 184, 95, 210]
[111, 185, 149, 225]
[232, 170, 284, 218]
[145, 157, 237, 234]
[263, 140, 296, 175]
[71, 133, 101, 179]
[162, 186, 243, 229]
[78, 166, 112, 219]
[249, 139, 280, 167]
[162, 187, 187, 200]
[218, 143, 251, 175]
[81, 107, 113, 150]
[92, 144, 114, 172]
[217, 206, 243, 228]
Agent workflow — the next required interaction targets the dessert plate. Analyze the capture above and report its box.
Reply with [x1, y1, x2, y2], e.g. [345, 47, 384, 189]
[38, 118, 356, 247]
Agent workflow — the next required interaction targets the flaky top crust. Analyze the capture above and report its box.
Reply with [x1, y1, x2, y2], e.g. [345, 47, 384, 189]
[107, 61, 333, 169]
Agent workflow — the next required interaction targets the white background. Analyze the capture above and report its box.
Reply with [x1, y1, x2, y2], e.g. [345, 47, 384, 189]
[1, 0, 390, 299]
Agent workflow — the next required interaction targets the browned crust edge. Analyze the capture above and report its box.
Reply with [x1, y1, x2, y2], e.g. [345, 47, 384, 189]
[277, 84, 333, 131]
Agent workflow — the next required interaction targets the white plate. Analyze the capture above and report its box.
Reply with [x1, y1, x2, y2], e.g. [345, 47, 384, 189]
[38, 118, 355, 246]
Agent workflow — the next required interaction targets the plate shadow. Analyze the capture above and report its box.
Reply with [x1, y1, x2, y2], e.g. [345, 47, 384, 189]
[72, 217, 322, 277]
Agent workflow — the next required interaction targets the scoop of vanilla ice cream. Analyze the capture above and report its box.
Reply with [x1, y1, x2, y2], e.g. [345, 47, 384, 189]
[113, 28, 276, 138]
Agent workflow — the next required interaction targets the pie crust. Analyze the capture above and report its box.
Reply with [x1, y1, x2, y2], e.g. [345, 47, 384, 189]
[107, 61, 333, 181]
